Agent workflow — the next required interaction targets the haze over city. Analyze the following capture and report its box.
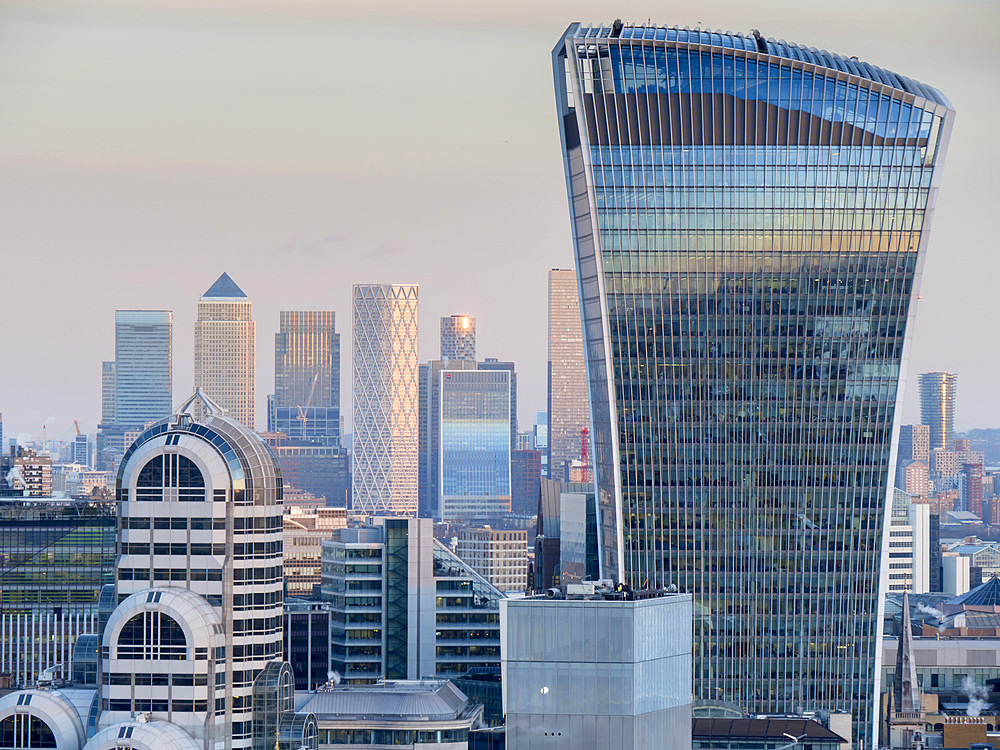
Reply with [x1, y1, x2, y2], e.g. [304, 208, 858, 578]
[2, 0, 997, 441]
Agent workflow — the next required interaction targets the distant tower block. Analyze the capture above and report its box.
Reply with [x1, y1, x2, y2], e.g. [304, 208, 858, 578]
[194, 273, 256, 429]
[919, 372, 957, 452]
[440, 315, 476, 362]
[353, 284, 419, 515]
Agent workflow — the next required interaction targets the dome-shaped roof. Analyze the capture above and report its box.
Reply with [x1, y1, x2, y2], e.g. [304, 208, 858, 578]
[0, 689, 87, 749]
[116, 392, 282, 506]
[103, 587, 224, 651]
[85, 720, 200, 750]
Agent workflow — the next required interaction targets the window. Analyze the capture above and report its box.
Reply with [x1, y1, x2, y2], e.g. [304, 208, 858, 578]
[0, 715, 58, 748]
[117, 611, 187, 660]
[135, 454, 206, 501]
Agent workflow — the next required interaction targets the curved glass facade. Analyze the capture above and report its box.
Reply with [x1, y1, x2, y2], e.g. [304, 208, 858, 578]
[554, 22, 954, 741]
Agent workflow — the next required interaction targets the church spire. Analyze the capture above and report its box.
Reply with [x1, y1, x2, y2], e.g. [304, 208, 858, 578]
[894, 592, 921, 713]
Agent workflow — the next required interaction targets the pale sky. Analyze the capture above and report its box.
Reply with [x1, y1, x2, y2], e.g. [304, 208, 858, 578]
[1, 0, 998, 442]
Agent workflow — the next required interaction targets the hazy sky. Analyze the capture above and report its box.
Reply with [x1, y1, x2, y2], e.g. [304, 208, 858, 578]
[2, 0, 998, 442]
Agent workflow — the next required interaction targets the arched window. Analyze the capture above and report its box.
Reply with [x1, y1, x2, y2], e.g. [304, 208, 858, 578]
[0, 714, 57, 749]
[135, 454, 205, 501]
[117, 611, 187, 660]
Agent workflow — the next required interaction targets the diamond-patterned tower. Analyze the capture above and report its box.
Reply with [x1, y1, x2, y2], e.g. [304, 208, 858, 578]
[352, 284, 419, 515]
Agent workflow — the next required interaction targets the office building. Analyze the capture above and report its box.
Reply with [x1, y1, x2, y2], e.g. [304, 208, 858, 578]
[455, 527, 528, 593]
[283, 599, 333, 691]
[0, 393, 319, 750]
[886, 494, 931, 594]
[321, 517, 504, 684]
[533, 410, 548, 477]
[919, 372, 958, 453]
[99, 390, 317, 748]
[194, 273, 255, 429]
[96, 311, 172, 470]
[270, 311, 341, 447]
[439, 369, 512, 521]
[441, 314, 476, 362]
[418, 359, 477, 518]
[73, 432, 90, 468]
[532, 478, 600, 592]
[262, 433, 350, 508]
[101, 361, 116, 424]
[898, 424, 930, 465]
[100, 390, 289, 746]
[284, 506, 347, 597]
[555, 21, 954, 740]
[898, 460, 930, 498]
[501, 590, 693, 750]
[352, 284, 419, 515]
[962, 461, 985, 520]
[114, 310, 173, 428]
[896, 424, 929, 490]
[0, 498, 115, 686]
[477, 358, 518, 452]
[546, 269, 589, 483]
[274, 311, 340, 411]
[510, 449, 542, 516]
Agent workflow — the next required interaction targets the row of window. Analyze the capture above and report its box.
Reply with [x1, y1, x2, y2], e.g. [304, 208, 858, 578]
[122, 516, 282, 532]
[118, 568, 223, 582]
[123, 517, 224, 530]
[121, 543, 226, 556]
[107, 672, 209, 686]
[233, 565, 283, 582]
[103, 698, 208, 713]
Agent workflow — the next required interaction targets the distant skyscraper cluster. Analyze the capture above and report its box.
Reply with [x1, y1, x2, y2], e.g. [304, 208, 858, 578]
[555, 19, 953, 739]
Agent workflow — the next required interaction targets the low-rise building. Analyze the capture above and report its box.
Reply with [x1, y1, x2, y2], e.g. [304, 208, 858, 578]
[297, 680, 484, 749]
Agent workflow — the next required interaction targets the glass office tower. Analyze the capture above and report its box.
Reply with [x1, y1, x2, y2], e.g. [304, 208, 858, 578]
[439, 369, 512, 521]
[115, 310, 173, 428]
[554, 22, 954, 741]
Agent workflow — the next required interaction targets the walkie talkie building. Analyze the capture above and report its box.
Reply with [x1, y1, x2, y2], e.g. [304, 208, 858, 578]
[554, 22, 953, 741]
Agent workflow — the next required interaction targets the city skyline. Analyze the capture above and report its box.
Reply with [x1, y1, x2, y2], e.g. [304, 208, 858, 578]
[1, 0, 997, 443]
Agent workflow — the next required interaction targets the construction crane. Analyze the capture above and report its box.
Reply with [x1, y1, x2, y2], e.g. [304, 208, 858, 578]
[74, 419, 82, 436]
[295, 372, 322, 431]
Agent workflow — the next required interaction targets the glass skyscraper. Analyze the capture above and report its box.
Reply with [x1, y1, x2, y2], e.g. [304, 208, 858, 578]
[547, 269, 591, 482]
[270, 311, 342, 449]
[439, 369, 512, 521]
[554, 22, 954, 741]
[918, 371, 957, 452]
[114, 310, 173, 428]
